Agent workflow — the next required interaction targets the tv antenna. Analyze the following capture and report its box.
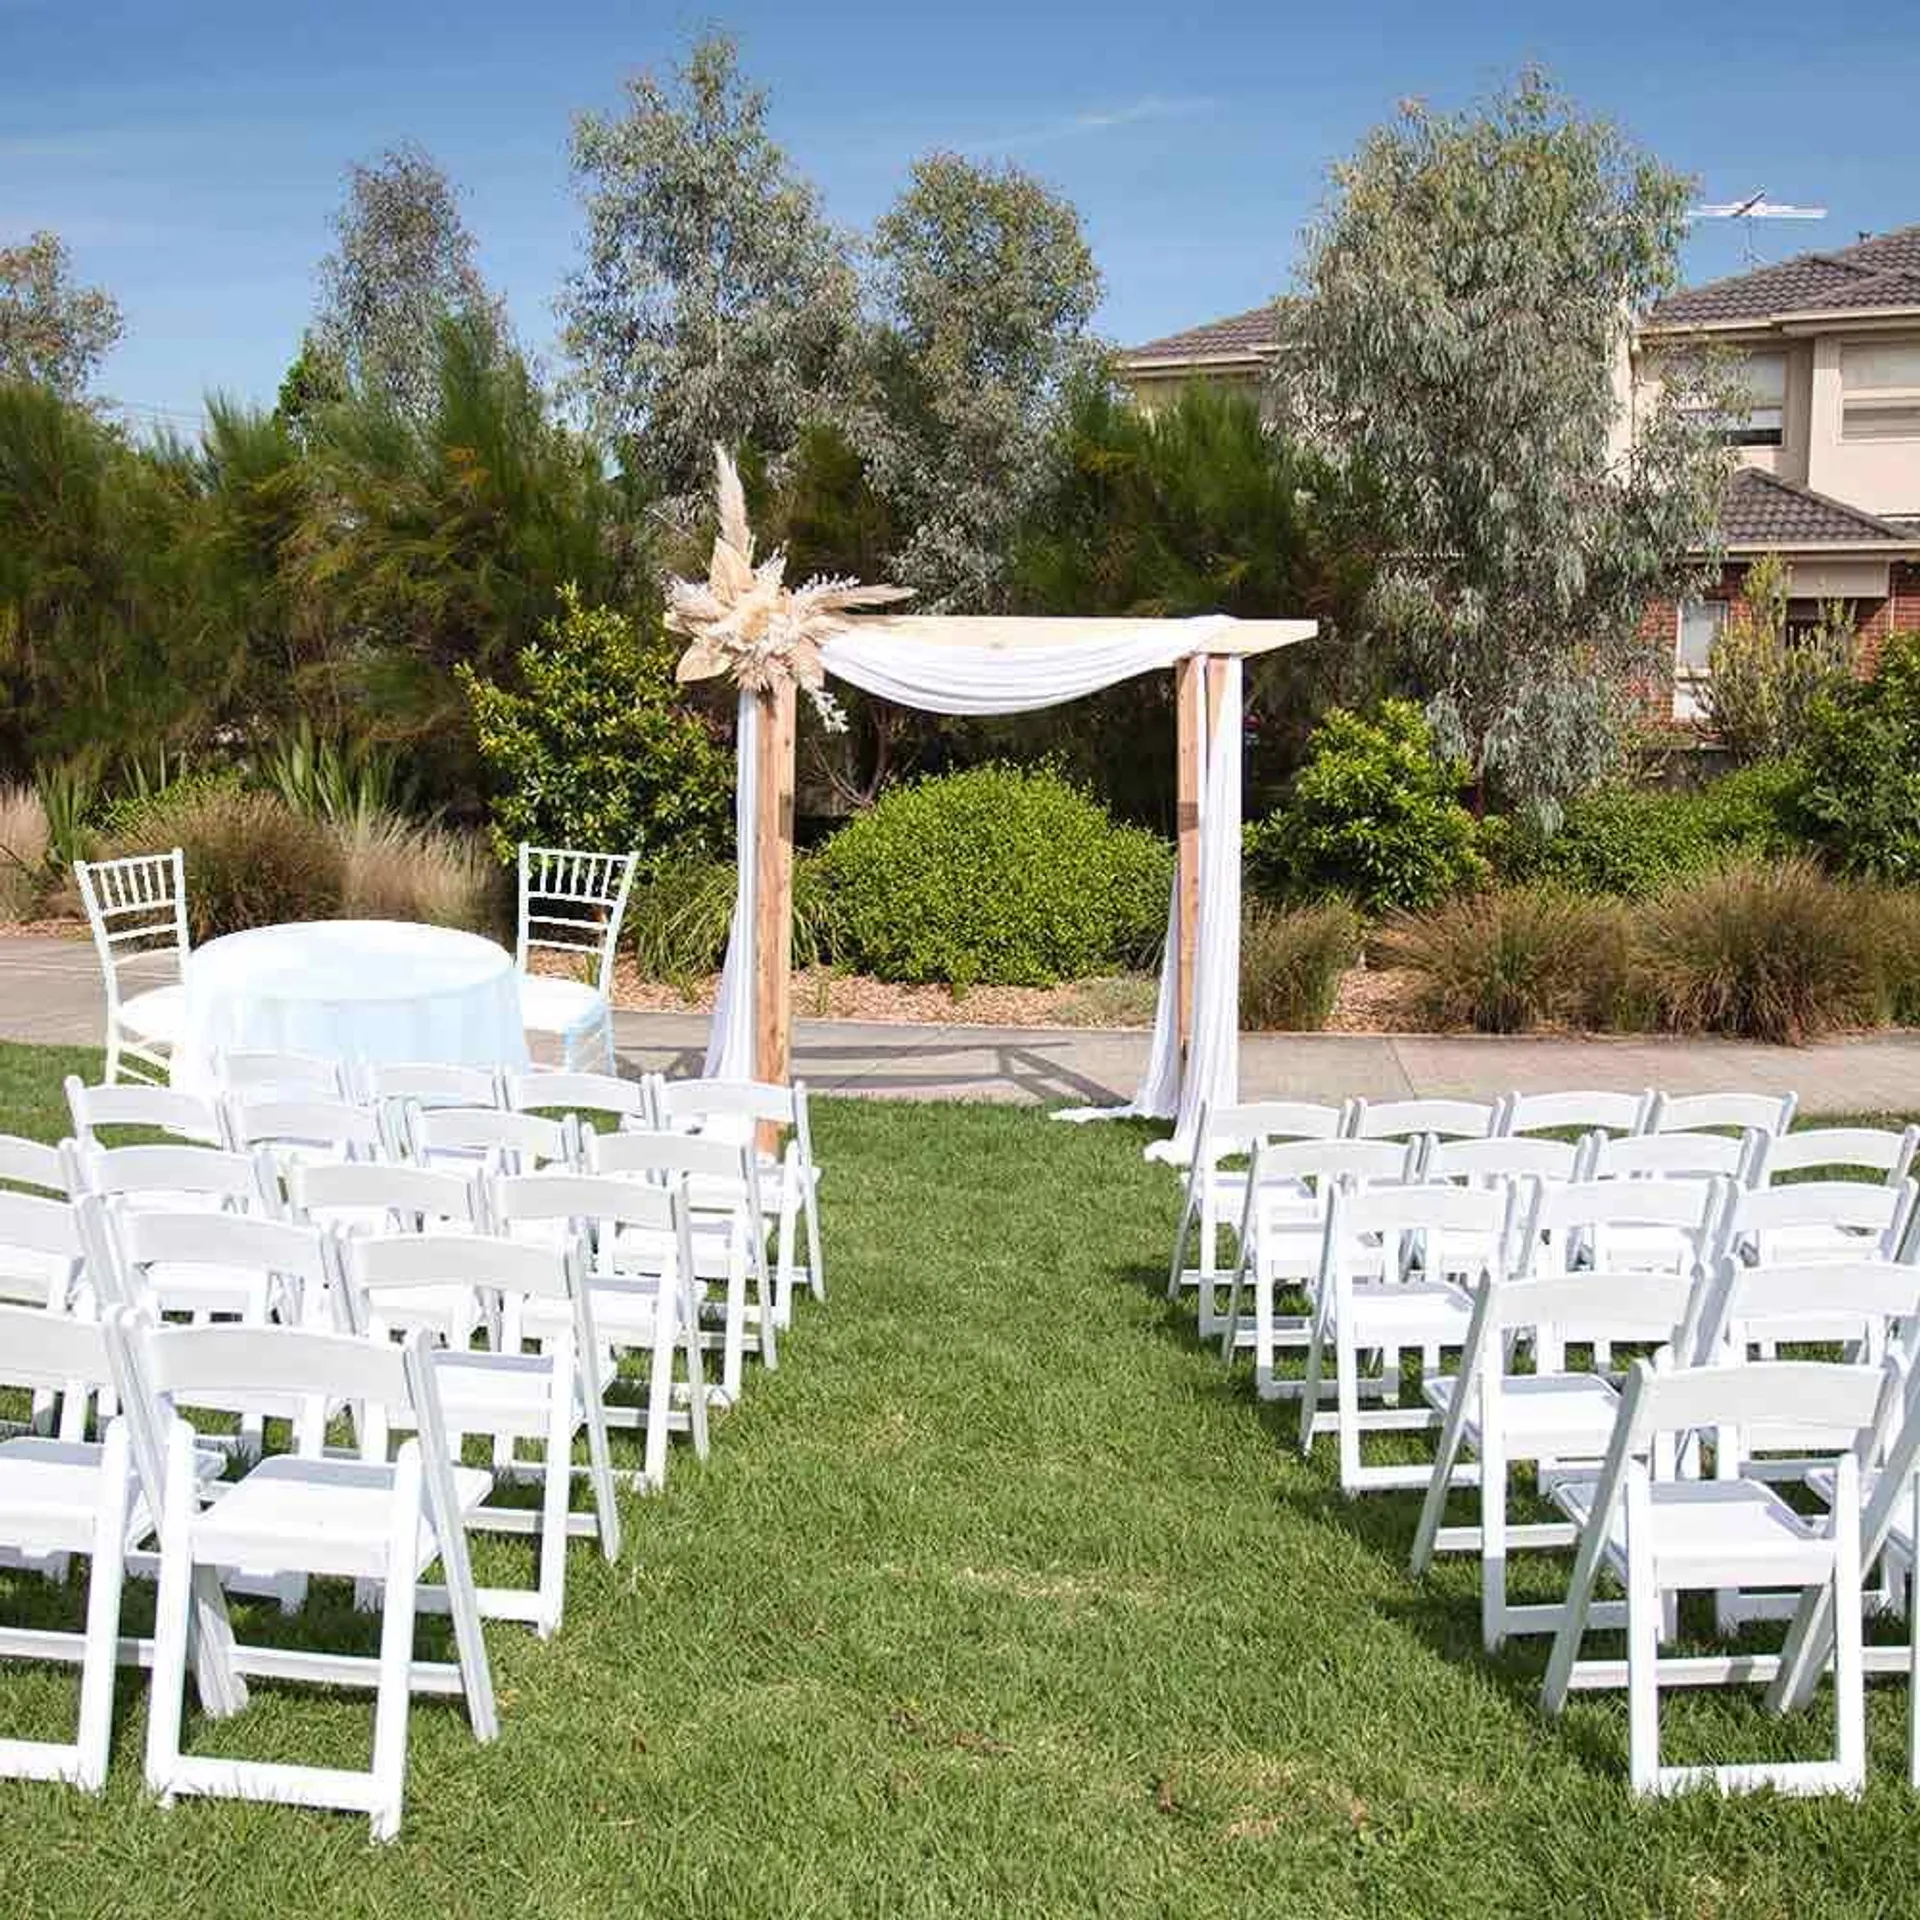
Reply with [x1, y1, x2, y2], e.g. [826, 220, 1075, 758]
[1687, 190, 1828, 263]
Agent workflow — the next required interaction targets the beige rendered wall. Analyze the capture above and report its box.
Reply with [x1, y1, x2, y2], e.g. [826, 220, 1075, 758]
[1806, 332, 1920, 516]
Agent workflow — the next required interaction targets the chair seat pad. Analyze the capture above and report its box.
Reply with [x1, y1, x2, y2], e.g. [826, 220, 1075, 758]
[518, 975, 607, 1038]
[432, 1348, 619, 1428]
[1552, 1473, 1835, 1586]
[1339, 1281, 1472, 1342]
[1422, 1371, 1621, 1455]
[118, 984, 184, 1044]
[196, 1454, 491, 1579]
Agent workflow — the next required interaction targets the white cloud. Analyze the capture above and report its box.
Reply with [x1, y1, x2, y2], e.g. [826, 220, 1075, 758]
[961, 94, 1215, 156]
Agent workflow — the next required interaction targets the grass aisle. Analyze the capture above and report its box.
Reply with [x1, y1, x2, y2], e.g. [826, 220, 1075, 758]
[0, 1041, 1914, 1916]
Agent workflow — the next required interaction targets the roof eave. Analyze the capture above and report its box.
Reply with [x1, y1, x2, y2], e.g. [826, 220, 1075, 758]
[1118, 349, 1273, 375]
[1713, 538, 1920, 558]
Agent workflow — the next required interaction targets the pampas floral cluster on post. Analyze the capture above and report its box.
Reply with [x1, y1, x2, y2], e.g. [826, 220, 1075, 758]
[666, 446, 911, 731]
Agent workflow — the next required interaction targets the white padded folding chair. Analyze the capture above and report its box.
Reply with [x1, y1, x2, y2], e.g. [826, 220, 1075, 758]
[491, 1172, 709, 1492]
[1755, 1126, 1920, 1193]
[1650, 1091, 1798, 1139]
[1347, 1098, 1500, 1164]
[0, 1134, 68, 1198]
[222, 1093, 385, 1179]
[587, 1126, 774, 1404]
[1591, 1129, 1758, 1187]
[1501, 1089, 1652, 1139]
[129, 1315, 497, 1841]
[66, 1141, 280, 1221]
[1216, 1137, 1417, 1395]
[64, 1075, 222, 1150]
[72, 848, 189, 1085]
[213, 1050, 349, 1101]
[361, 1062, 504, 1157]
[1167, 1100, 1348, 1337]
[1541, 1355, 1898, 1799]
[504, 1068, 647, 1134]
[514, 844, 638, 1073]
[651, 1077, 826, 1327]
[1297, 1181, 1510, 1494]
[1718, 1178, 1917, 1270]
[0, 1307, 136, 1791]
[404, 1102, 579, 1176]
[0, 1187, 83, 1318]
[1413, 1258, 1702, 1649]
[340, 1230, 620, 1639]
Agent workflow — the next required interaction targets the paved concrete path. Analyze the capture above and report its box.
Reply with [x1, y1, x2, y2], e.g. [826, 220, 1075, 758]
[7, 932, 1919, 1111]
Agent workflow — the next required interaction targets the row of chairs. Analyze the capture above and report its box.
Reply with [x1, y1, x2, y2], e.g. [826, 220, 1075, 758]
[1163, 1089, 1920, 1796]
[74, 842, 640, 1083]
[0, 1055, 828, 1836]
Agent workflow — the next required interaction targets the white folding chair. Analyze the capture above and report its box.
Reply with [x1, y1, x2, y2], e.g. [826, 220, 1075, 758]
[587, 1126, 774, 1404]
[0, 1307, 134, 1790]
[1297, 1181, 1510, 1494]
[651, 1077, 825, 1326]
[213, 1050, 349, 1101]
[1542, 1356, 1895, 1799]
[1590, 1128, 1759, 1187]
[1216, 1137, 1417, 1394]
[1501, 1089, 1652, 1139]
[404, 1102, 579, 1176]
[0, 1187, 83, 1318]
[514, 844, 638, 1073]
[64, 1075, 222, 1150]
[0, 1134, 68, 1198]
[1413, 1258, 1702, 1649]
[341, 1230, 621, 1638]
[504, 1067, 647, 1131]
[1347, 1098, 1501, 1163]
[72, 848, 188, 1085]
[1167, 1099, 1348, 1336]
[66, 1141, 280, 1220]
[130, 1316, 497, 1841]
[1424, 1134, 1592, 1272]
[1650, 1091, 1798, 1138]
[1718, 1179, 1917, 1269]
[491, 1172, 709, 1492]
[222, 1093, 385, 1177]
[1755, 1126, 1920, 1193]
[361, 1062, 504, 1156]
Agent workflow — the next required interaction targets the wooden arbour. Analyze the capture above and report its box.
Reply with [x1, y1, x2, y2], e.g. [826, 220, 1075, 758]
[744, 616, 1316, 1090]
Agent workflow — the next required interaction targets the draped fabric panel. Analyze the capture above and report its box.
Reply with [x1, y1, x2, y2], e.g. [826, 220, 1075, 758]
[701, 617, 1245, 1157]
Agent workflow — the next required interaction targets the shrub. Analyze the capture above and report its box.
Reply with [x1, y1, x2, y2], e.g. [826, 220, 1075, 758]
[817, 765, 1175, 987]
[629, 854, 839, 986]
[97, 787, 343, 942]
[1797, 631, 1920, 880]
[1865, 887, 1920, 1027]
[1250, 700, 1484, 914]
[1377, 888, 1631, 1033]
[336, 812, 504, 936]
[460, 586, 732, 867]
[0, 785, 49, 921]
[1512, 765, 1797, 899]
[254, 721, 420, 826]
[1634, 859, 1878, 1044]
[1240, 901, 1362, 1031]
[1700, 551, 1855, 762]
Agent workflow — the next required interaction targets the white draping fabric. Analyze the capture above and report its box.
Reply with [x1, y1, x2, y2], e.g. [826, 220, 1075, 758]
[701, 616, 1244, 1151]
[703, 690, 760, 1080]
[171, 920, 527, 1098]
[817, 615, 1233, 716]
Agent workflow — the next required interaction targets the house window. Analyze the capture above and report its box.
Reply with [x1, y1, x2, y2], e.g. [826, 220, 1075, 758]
[1673, 599, 1726, 720]
[1721, 352, 1787, 447]
[1842, 339, 1920, 442]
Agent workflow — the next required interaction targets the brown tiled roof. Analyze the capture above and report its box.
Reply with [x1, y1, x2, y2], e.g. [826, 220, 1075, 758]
[1720, 467, 1919, 548]
[1647, 225, 1920, 328]
[1122, 302, 1292, 364]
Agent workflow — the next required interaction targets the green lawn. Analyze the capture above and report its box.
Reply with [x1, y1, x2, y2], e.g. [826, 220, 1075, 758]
[2, 1035, 1919, 1916]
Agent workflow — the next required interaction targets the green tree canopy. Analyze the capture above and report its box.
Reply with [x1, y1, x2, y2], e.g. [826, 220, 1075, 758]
[0, 231, 124, 396]
[1281, 69, 1733, 814]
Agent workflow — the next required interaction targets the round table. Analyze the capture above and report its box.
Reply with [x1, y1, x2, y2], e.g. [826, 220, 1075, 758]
[170, 920, 529, 1097]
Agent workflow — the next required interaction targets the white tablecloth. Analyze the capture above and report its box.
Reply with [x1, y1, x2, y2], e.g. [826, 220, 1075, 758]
[171, 920, 528, 1097]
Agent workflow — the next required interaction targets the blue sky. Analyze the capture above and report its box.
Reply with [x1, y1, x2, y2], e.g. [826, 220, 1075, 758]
[4, 0, 1917, 431]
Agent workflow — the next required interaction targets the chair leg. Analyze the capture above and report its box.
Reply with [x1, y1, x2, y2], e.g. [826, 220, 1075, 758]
[1296, 1318, 1327, 1458]
[1625, 1478, 1661, 1796]
[535, 1389, 572, 1640]
[74, 1422, 131, 1791]
[144, 1426, 198, 1808]
[369, 1448, 423, 1844]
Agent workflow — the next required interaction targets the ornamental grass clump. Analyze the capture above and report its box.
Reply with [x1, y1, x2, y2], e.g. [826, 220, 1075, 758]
[336, 812, 505, 937]
[0, 786, 49, 922]
[1377, 888, 1631, 1034]
[1240, 901, 1363, 1031]
[1633, 859, 1878, 1045]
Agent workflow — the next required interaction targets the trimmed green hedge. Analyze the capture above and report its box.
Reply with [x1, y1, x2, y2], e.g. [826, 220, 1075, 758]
[817, 765, 1172, 987]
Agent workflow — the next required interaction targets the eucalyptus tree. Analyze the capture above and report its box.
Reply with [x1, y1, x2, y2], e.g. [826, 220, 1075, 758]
[1279, 70, 1733, 813]
[561, 30, 859, 508]
[0, 231, 124, 396]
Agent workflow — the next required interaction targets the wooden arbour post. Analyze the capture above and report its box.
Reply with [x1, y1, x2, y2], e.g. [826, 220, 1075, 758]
[1174, 651, 1234, 1060]
[751, 679, 797, 1092]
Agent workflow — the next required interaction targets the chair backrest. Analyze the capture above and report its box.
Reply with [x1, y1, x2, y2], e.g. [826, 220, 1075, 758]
[490, 1169, 680, 1236]
[0, 1132, 68, 1196]
[69, 1141, 278, 1213]
[99, 1202, 333, 1314]
[1520, 1175, 1728, 1280]
[1650, 1090, 1797, 1137]
[1723, 1178, 1916, 1263]
[1325, 1179, 1511, 1286]
[0, 1188, 84, 1306]
[213, 1050, 348, 1100]
[515, 844, 639, 998]
[1500, 1089, 1652, 1138]
[1425, 1134, 1587, 1187]
[1347, 1098, 1500, 1143]
[1686, 1256, 1920, 1368]
[404, 1102, 578, 1174]
[285, 1159, 486, 1235]
[1756, 1126, 1920, 1189]
[1590, 1129, 1757, 1184]
[1248, 1136, 1418, 1199]
[1196, 1100, 1347, 1164]
[585, 1126, 764, 1233]
[223, 1094, 384, 1163]
[503, 1069, 647, 1125]
[341, 1229, 587, 1350]
[1619, 1354, 1893, 1459]
[360, 1060, 503, 1111]
[64, 1075, 222, 1148]
[0, 1300, 115, 1397]
[72, 849, 189, 1002]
